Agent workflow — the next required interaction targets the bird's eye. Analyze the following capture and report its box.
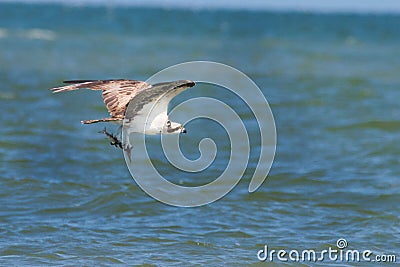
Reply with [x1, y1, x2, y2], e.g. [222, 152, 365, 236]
[166, 120, 171, 127]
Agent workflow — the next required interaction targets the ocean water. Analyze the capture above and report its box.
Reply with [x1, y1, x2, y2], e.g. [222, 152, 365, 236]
[1, 3, 400, 266]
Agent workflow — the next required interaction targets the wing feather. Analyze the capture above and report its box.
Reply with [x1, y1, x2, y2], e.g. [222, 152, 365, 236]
[50, 79, 150, 118]
[124, 80, 195, 122]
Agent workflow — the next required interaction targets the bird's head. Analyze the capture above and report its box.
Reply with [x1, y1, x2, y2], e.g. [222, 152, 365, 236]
[165, 120, 186, 134]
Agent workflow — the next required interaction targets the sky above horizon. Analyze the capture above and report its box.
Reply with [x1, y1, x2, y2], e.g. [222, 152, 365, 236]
[1, 0, 400, 13]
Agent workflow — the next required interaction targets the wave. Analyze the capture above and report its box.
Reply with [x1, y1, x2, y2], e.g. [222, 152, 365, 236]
[0, 28, 8, 38]
[328, 120, 400, 132]
[0, 28, 56, 41]
[18, 28, 56, 40]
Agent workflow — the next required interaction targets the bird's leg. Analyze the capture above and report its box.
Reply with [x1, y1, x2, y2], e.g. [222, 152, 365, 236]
[124, 144, 133, 162]
[115, 125, 122, 140]
[120, 127, 133, 162]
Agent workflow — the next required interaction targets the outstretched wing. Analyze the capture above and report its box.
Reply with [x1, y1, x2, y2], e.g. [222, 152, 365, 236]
[124, 80, 196, 125]
[50, 79, 150, 118]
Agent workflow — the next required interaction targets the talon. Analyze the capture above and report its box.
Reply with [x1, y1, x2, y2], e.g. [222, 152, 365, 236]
[99, 127, 123, 149]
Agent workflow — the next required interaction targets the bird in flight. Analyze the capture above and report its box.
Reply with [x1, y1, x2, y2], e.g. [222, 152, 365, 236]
[50, 79, 195, 160]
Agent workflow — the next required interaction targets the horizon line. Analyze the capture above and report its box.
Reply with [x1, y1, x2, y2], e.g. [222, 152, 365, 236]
[1, 0, 400, 15]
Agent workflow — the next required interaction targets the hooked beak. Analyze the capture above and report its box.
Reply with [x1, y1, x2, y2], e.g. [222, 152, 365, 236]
[181, 127, 187, 134]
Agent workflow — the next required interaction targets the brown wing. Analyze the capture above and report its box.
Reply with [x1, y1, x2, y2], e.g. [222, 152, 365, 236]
[50, 79, 150, 118]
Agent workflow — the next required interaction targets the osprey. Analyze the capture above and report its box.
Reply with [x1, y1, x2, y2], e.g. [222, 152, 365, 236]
[50, 79, 195, 159]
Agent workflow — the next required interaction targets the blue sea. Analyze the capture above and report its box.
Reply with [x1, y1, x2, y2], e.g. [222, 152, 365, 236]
[0, 2, 399, 266]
